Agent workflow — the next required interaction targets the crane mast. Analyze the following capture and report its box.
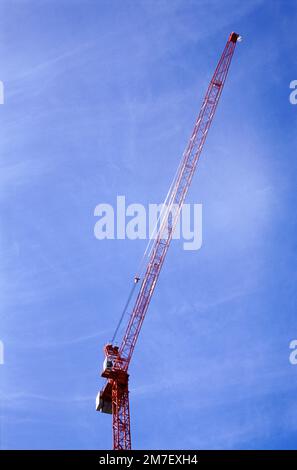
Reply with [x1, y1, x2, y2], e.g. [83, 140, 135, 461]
[96, 32, 241, 450]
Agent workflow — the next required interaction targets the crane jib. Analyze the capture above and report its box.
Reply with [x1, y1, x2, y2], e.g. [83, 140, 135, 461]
[118, 38, 237, 369]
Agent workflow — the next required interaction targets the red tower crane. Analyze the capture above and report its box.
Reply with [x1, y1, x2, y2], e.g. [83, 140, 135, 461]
[96, 32, 241, 450]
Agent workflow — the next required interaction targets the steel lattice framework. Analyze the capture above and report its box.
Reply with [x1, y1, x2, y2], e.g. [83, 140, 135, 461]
[97, 32, 240, 450]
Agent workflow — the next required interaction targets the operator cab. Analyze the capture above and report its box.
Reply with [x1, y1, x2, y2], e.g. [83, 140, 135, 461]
[103, 355, 113, 372]
[101, 343, 119, 378]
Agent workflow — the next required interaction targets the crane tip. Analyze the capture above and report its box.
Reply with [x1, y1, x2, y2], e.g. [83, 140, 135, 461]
[229, 32, 242, 43]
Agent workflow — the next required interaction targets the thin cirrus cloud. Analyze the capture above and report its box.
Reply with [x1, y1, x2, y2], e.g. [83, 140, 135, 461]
[1, 0, 297, 451]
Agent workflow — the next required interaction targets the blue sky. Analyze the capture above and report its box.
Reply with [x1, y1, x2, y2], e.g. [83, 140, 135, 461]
[1, 0, 297, 450]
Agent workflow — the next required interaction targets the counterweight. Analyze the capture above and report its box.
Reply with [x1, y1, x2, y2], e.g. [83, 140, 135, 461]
[96, 32, 241, 450]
